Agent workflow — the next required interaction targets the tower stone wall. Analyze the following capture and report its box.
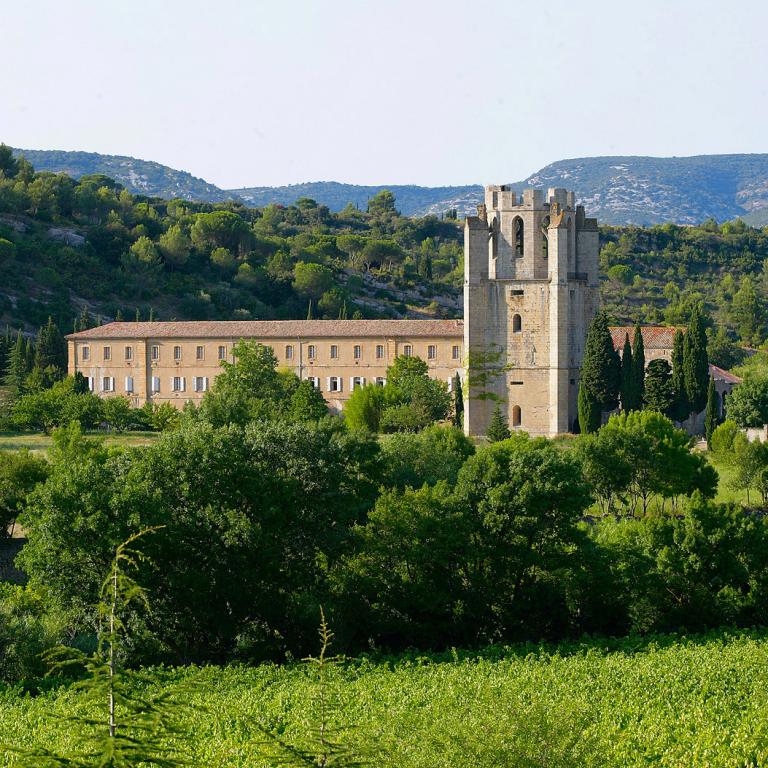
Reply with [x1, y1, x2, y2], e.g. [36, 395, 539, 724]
[464, 186, 600, 437]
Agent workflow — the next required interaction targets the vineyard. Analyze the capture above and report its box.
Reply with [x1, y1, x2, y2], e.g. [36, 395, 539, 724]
[2, 630, 767, 767]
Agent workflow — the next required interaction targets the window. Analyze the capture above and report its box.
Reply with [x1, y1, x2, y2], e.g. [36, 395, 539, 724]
[350, 376, 365, 390]
[285, 345, 294, 360]
[151, 376, 161, 393]
[403, 344, 412, 357]
[452, 345, 460, 360]
[218, 345, 227, 360]
[327, 376, 342, 392]
[124, 345, 133, 361]
[541, 215, 550, 259]
[510, 380, 524, 386]
[193, 376, 208, 392]
[103, 346, 111, 361]
[512, 405, 522, 427]
[330, 345, 338, 359]
[172, 376, 186, 392]
[125, 376, 134, 393]
[427, 345, 436, 360]
[306, 376, 321, 390]
[375, 377, 386, 386]
[101, 376, 114, 392]
[196, 345, 204, 361]
[81, 345, 90, 361]
[308, 344, 316, 360]
[174, 345, 182, 361]
[513, 314, 522, 333]
[376, 344, 384, 359]
[354, 345, 362, 360]
[151, 345, 160, 361]
[513, 216, 524, 257]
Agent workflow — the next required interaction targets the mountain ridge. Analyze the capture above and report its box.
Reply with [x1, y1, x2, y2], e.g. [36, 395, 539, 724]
[12, 147, 768, 225]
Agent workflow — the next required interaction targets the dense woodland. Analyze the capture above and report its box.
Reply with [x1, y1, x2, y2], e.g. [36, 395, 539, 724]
[4, 144, 768, 355]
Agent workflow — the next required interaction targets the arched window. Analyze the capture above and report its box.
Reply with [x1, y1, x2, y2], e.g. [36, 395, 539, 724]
[512, 314, 522, 333]
[513, 216, 524, 257]
[512, 405, 522, 427]
[541, 216, 550, 259]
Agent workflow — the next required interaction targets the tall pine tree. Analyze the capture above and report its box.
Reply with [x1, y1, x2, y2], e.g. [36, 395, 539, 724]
[34, 317, 67, 379]
[684, 305, 709, 413]
[4, 330, 29, 400]
[620, 333, 634, 412]
[670, 328, 688, 421]
[632, 323, 645, 408]
[578, 311, 621, 433]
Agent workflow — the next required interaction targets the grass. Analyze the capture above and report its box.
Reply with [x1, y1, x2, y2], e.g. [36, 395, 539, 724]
[0, 431, 160, 454]
[1, 630, 767, 767]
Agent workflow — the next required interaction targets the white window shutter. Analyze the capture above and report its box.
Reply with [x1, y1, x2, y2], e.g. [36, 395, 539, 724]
[326, 377, 331, 391]
[181, 377, 186, 392]
[361, 377, 366, 386]
[204, 377, 209, 391]
[349, 377, 354, 391]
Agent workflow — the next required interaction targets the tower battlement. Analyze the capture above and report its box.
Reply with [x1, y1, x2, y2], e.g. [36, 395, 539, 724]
[463, 186, 600, 437]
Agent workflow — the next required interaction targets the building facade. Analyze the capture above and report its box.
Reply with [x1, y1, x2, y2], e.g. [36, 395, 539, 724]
[463, 187, 600, 436]
[66, 319, 464, 412]
[67, 185, 602, 438]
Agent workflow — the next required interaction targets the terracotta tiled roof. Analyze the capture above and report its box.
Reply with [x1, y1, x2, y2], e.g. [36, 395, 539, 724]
[709, 364, 742, 384]
[67, 319, 465, 341]
[609, 326, 683, 350]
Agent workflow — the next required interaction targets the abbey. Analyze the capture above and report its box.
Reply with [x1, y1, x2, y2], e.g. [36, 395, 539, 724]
[463, 186, 600, 436]
[67, 186, 598, 438]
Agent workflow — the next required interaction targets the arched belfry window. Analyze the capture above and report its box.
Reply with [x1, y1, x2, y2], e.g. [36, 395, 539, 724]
[512, 405, 522, 427]
[541, 216, 550, 259]
[514, 217, 524, 257]
[512, 314, 522, 333]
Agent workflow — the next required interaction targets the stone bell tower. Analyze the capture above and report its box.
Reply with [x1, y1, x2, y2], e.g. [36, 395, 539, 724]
[463, 186, 600, 437]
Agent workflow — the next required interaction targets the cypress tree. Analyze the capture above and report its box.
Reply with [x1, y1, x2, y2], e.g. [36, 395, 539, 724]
[620, 333, 633, 411]
[670, 328, 688, 420]
[452, 373, 464, 428]
[486, 403, 510, 442]
[632, 323, 645, 408]
[135, 307, 141, 322]
[684, 306, 709, 413]
[577, 311, 621, 433]
[34, 317, 67, 377]
[705, 376, 719, 449]
[4, 330, 28, 399]
[24, 336, 35, 372]
[644, 359, 674, 415]
[115, 308, 124, 322]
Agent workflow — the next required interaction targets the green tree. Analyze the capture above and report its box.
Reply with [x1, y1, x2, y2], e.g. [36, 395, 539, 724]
[293, 261, 335, 299]
[102, 395, 134, 432]
[289, 379, 328, 421]
[4, 330, 29, 400]
[670, 328, 688, 421]
[158, 224, 191, 267]
[452, 373, 464, 428]
[210, 246, 237, 273]
[578, 312, 620, 433]
[724, 377, 768, 428]
[632, 324, 645, 408]
[643, 359, 674, 415]
[344, 383, 387, 432]
[0, 450, 48, 537]
[34, 316, 67, 379]
[710, 419, 739, 459]
[486, 404, 511, 442]
[684, 305, 709, 414]
[708, 326, 745, 370]
[619, 333, 634, 411]
[367, 189, 398, 219]
[730, 275, 766, 346]
[0, 143, 19, 178]
[190, 210, 251, 255]
[704, 376, 720, 449]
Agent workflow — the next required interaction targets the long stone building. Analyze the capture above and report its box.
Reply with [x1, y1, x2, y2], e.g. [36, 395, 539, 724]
[67, 186, 601, 437]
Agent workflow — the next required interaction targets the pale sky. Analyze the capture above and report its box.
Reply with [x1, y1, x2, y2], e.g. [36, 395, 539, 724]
[2, 0, 767, 189]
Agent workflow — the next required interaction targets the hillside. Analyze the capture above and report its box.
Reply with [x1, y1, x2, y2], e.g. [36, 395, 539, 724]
[15, 146, 768, 224]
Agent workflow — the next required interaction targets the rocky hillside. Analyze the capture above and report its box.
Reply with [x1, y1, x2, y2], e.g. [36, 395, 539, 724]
[14, 147, 768, 225]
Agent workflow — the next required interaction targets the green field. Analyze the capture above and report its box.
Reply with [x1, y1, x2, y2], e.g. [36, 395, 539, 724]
[2, 631, 767, 767]
[0, 431, 159, 454]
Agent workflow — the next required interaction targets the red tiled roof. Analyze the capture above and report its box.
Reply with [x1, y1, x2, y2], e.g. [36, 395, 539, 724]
[66, 319, 465, 341]
[609, 326, 682, 350]
[709, 364, 742, 384]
